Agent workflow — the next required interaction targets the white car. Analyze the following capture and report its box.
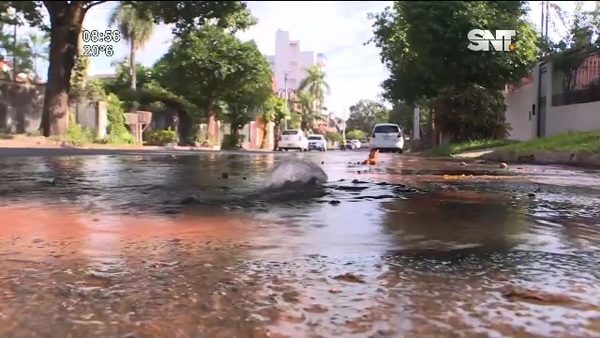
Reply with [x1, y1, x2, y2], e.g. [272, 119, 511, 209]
[307, 134, 327, 151]
[278, 129, 309, 151]
[350, 139, 361, 150]
[369, 123, 404, 153]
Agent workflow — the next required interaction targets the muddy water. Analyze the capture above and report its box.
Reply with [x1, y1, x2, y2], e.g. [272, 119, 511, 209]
[0, 152, 599, 337]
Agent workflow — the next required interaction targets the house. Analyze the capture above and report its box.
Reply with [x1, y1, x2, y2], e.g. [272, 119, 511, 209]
[504, 53, 600, 140]
[245, 75, 278, 149]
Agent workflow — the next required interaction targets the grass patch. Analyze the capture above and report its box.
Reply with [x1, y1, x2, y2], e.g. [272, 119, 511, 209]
[421, 139, 519, 157]
[499, 130, 600, 154]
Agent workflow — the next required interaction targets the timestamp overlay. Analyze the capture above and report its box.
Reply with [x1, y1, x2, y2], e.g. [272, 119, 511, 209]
[81, 29, 121, 58]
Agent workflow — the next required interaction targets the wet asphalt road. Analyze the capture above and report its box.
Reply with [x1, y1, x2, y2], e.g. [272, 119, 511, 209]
[0, 150, 599, 337]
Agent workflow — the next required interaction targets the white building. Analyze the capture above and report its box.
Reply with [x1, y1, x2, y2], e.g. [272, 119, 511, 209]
[266, 29, 326, 93]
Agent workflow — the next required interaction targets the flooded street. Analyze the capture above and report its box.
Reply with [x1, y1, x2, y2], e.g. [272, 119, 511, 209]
[0, 151, 599, 337]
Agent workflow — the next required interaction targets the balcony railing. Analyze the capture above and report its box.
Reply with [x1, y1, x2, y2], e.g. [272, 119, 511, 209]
[551, 84, 600, 106]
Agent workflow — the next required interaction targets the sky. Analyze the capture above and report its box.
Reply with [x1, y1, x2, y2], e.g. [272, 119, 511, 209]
[13, 1, 594, 118]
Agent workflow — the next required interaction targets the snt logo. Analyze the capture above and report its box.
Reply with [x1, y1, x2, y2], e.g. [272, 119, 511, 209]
[467, 29, 517, 52]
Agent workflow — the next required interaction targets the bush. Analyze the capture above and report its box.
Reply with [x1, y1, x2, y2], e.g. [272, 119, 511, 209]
[346, 129, 367, 140]
[104, 93, 135, 144]
[221, 134, 245, 149]
[326, 131, 342, 143]
[65, 112, 95, 146]
[148, 128, 178, 145]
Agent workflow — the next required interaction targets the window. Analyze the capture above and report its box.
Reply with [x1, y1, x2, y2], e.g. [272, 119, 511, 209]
[308, 135, 323, 140]
[373, 125, 400, 133]
[282, 130, 300, 135]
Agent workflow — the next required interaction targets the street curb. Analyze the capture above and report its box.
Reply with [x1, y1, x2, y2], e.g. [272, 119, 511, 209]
[479, 150, 600, 169]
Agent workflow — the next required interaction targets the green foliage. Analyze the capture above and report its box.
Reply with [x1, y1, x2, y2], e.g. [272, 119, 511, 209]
[104, 61, 154, 95]
[109, 3, 154, 51]
[346, 130, 367, 140]
[422, 139, 520, 157]
[325, 131, 342, 143]
[154, 25, 273, 128]
[69, 55, 91, 104]
[434, 84, 512, 141]
[126, 81, 199, 116]
[298, 65, 330, 110]
[262, 94, 287, 123]
[5, 1, 256, 136]
[65, 113, 95, 146]
[346, 99, 389, 133]
[221, 133, 245, 149]
[105, 93, 135, 144]
[221, 103, 257, 134]
[387, 100, 429, 136]
[148, 127, 177, 145]
[128, 1, 256, 35]
[500, 130, 600, 153]
[544, 2, 600, 101]
[370, 1, 539, 141]
[297, 91, 326, 133]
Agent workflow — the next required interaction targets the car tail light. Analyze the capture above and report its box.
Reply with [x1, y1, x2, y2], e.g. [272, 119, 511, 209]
[398, 133, 402, 138]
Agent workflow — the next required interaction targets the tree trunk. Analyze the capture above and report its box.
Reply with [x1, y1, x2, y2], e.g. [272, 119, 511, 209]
[40, 2, 85, 137]
[260, 121, 268, 149]
[130, 40, 137, 91]
[273, 121, 280, 151]
[206, 99, 219, 145]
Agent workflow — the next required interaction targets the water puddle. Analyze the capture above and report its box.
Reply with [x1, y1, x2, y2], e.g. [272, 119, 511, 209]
[0, 153, 598, 336]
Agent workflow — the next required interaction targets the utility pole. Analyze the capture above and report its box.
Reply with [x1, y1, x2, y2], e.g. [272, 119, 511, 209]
[545, 1, 550, 40]
[413, 105, 420, 141]
[341, 109, 347, 141]
[283, 71, 288, 130]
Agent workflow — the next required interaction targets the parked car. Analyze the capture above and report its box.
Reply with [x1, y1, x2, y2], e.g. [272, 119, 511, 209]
[360, 139, 370, 148]
[369, 123, 404, 153]
[307, 134, 327, 151]
[278, 129, 309, 151]
[349, 139, 361, 150]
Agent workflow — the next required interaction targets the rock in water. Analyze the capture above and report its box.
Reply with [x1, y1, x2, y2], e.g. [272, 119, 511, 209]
[267, 160, 328, 191]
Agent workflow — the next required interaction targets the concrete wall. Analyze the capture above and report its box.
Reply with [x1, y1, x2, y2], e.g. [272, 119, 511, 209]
[504, 65, 538, 141]
[0, 80, 44, 134]
[73, 100, 108, 139]
[545, 100, 600, 136]
[505, 61, 600, 140]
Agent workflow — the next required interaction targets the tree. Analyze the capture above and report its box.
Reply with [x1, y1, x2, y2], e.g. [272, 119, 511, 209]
[346, 129, 367, 140]
[544, 2, 600, 105]
[298, 65, 330, 111]
[297, 91, 325, 133]
[2, 1, 255, 137]
[154, 25, 272, 143]
[26, 32, 50, 77]
[345, 99, 389, 133]
[0, 12, 37, 76]
[370, 1, 539, 141]
[261, 94, 287, 149]
[109, 3, 154, 92]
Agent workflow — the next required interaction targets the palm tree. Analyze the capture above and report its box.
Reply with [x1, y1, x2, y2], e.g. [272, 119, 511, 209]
[297, 91, 325, 133]
[109, 3, 154, 91]
[26, 32, 50, 77]
[297, 65, 330, 111]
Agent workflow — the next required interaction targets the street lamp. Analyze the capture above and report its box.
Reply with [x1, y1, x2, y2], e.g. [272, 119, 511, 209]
[277, 86, 297, 130]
